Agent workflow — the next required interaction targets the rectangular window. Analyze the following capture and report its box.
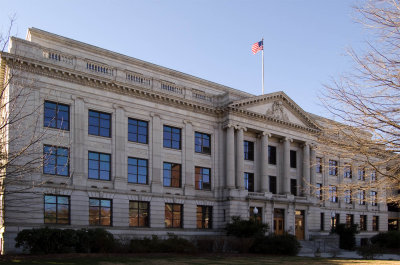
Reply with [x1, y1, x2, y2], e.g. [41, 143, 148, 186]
[316, 157, 322, 173]
[44, 195, 70, 224]
[329, 160, 338, 176]
[165, 203, 183, 228]
[268, 145, 277, 165]
[320, 212, 324, 231]
[329, 186, 338, 203]
[163, 125, 181, 150]
[344, 190, 352, 204]
[358, 168, 365, 181]
[290, 150, 297, 168]
[373, 216, 379, 231]
[89, 198, 112, 226]
[43, 145, 69, 176]
[269, 176, 277, 194]
[358, 190, 366, 205]
[344, 163, 352, 178]
[88, 151, 111, 180]
[370, 191, 378, 206]
[244, 141, 254, 161]
[346, 214, 354, 228]
[250, 207, 262, 223]
[360, 215, 367, 231]
[163, 162, 181, 187]
[371, 170, 377, 182]
[290, 179, 297, 196]
[44, 101, 70, 130]
[331, 214, 340, 229]
[128, 157, 148, 184]
[129, 201, 149, 227]
[88, 110, 111, 137]
[196, 205, 212, 229]
[316, 183, 323, 200]
[195, 132, 211, 154]
[195, 167, 211, 190]
[244, 172, 254, 192]
[128, 118, 148, 144]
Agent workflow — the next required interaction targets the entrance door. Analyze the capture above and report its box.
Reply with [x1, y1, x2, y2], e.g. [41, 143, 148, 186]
[295, 210, 305, 240]
[274, 209, 285, 235]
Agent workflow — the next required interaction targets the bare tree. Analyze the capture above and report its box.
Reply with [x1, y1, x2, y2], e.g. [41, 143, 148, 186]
[319, 0, 400, 205]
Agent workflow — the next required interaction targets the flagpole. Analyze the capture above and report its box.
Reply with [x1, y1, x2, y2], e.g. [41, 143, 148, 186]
[262, 38, 264, 95]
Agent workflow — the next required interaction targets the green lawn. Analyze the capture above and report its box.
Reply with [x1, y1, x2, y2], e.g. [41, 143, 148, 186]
[0, 254, 399, 265]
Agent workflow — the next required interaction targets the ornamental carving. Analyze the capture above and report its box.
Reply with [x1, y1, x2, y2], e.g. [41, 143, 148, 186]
[265, 100, 289, 121]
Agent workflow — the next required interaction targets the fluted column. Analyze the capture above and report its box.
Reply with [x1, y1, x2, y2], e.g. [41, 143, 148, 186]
[302, 143, 310, 196]
[260, 131, 270, 192]
[236, 126, 245, 189]
[310, 144, 317, 196]
[225, 124, 235, 188]
[282, 137, 292, 194]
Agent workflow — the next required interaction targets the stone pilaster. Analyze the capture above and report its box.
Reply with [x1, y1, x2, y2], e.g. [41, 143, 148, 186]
[225, 124, 235, 189]
[260, 131, 270, 192]
[150, 113, 162, 193]
[236, 126, 245, 189]
[113, 105, 126, 190]
[72, 97, 86, 186]
[302, 142, 310, 196]
[184, 120, 195, 195]
[310, 144, 317, 196]
[282, 137, 292, 194]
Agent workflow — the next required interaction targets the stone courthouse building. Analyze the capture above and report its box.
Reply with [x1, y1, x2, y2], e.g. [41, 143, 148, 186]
[0, 28, 388, 253]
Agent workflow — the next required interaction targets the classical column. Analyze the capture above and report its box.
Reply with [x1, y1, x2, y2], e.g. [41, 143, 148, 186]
[236, 126, 245, 189]
[150, 113, 162, 193]
[225, 124, 235, 188]
[282, 137, 291, 194]
[302, 143, 310, 196]
[310, 144, 317, 196]
[260, 131, 270, 192]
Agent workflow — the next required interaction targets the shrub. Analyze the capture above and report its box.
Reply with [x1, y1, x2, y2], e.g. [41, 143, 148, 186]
[129, 234, 196, 253]
[251, 233, 301, 256]
[357, 243, 383, 260]
[225, 216, 269, 238]
[332, 224, 359, 250]
[75, 228, 115, 253]
[370, 231, 400, 250]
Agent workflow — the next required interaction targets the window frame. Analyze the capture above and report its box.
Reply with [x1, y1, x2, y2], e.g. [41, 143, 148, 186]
[88, 109, 112, 138]
[344, 190, 352, 204]
[329, 160, 338, 176]
[43, 145, 69, 176]
[358, 190, 366, 205]
[163, 162, 181, 188]
[268, 145, 277, 165]
[44, 101, 70, 131]
[244, 172, 254, 192]
[89, 198, 112, 226]
[329, 186, 338, 203]
[88, 151, 111, 181]
[269, 175, 277, 194]
[358, 168, 365, 181]
[316, 183, 323, 200]
[165, 203, 183, 228]
[163, 125, 181, 150]
[373, 216, 379, 231]
[128, 118, 148, 144]
[290, 150, 297, 168]
[127, 157, 148, 184]
[244, 141, 254, 161]
[195, 166, 211, 190]
[44, 195, 70, 224]
[346, 214, 354, 228]
[195, 132, 211, 154]
[316, 157, 323, 173]
[370, 191, 378, 206]
[196, 205, 212, 229]
[360, 215, 367, 231]
[129, 200, 150, 227]
[290, 179, 297, 196]
[343, 163, 352, 178]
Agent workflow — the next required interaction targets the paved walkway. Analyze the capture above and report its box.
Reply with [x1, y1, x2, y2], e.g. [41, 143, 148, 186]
[298, 249, 400, 260]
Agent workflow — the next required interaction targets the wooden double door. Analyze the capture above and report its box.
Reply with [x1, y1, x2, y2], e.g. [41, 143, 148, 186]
[273, 209, 285, 235]
[295, 210, 305, 240]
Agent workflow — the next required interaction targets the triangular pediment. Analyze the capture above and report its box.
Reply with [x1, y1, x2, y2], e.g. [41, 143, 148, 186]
[229, 91, 320, 131]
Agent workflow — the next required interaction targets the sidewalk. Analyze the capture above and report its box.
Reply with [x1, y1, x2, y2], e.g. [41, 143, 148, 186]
[298, 249, 400, 260]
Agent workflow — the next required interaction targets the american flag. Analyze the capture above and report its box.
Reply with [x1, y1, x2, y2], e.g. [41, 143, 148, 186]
[251, 40, 263, 54]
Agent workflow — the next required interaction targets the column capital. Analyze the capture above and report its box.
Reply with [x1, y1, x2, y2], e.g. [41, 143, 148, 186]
[150, 112, 161, 118]
[281, 137, 293, 143]
[112, 103, 125, 111]
[302, 142, 310, 148]
[183, 119, 193, 125]
[236, 125, 247, 132]
[222, 122, 236, 129]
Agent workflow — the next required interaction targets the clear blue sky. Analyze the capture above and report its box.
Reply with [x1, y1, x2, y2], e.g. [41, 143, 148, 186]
[0, 0, 367, 117]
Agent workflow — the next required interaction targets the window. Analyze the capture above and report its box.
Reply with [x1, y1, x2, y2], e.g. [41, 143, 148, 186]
[163, 162, 181, 187]
[128, 118, 148, 144]
[316, 157, 322, 173]
[329, 160, 338, 176]
[316, 183, 323, 200]
[44, 101, 69, 130]
[344, 190, 352, 204]
[128, 157, 148, 184]
[373, 216, 379, 231]
[244, 141, 254, 161]
[43, 145, 69, 176]
[269, 176, 277, 194]
[195, 132, 211, 154]
[329, 186, 338, 203]
[331, 214, 340, 229]
[88, 110, 111, 137]
[358, 168, 365, 181]
[196, 205, 212, 229]
[290, 179, 297, 196]
[346, 214, 354, 228]
[195, 167, 211, 190]
[370, 191, 378, 206]
[89, 198, 112, 226]
[129, 201, 149, 227]
[344, 163, 352, 178]
[320, 212, 325, 231]
[244, 172, 254, 192]
[165, 203, 183, 228]
[163, 125, 181, 150]
[250, 207, 262, 223]
[371, 170, 377, 182]
[88, 152, 111, 180]
[290, 150, 297, 168]
[358, 190, 366, 205]
[360, 215, 367, 231]
[44, 195, 70, 224]
[268, 145, 276, 165]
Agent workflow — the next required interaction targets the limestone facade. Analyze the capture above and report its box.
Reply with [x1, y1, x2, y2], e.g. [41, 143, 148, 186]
[0, 28, 388, 253]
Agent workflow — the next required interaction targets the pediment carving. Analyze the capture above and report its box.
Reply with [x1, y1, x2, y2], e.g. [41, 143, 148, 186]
[265, 100, 289, 121]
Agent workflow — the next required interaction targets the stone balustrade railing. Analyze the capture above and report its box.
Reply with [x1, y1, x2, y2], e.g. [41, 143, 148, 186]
[43, 50, 74, 65]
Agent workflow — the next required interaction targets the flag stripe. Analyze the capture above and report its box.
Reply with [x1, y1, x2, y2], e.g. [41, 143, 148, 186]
[252, 40, 263, 54]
